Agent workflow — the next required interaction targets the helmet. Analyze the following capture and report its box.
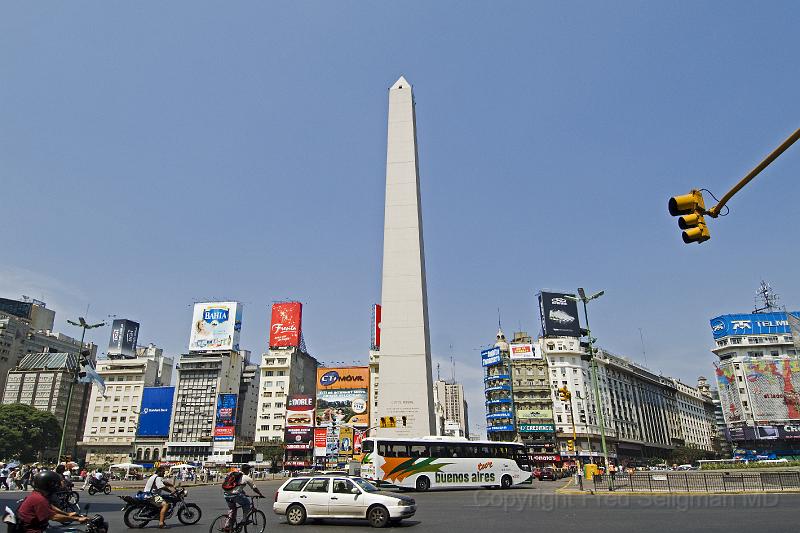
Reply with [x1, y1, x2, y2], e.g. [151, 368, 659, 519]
[32, 470, 62, 494]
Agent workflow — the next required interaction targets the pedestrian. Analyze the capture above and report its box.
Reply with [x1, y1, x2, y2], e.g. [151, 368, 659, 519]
[0, 464, 8, 490]
[10, 469, 19, 490]
[21, 466, 32, 491]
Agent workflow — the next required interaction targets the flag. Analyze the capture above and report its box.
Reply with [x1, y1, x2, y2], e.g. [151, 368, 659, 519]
[78, 360, 106, 396]
[786, 310, 800, 350]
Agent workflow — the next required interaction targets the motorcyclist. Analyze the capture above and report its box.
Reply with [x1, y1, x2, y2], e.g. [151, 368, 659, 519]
[17, 470, 88, 532]
[143, 466, 176, 528]
[223, 464, 264, 531]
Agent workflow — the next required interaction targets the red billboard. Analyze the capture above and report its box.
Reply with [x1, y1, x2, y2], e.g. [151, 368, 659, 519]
[269, 302, 302, 347]
[371, 304, 381, 350]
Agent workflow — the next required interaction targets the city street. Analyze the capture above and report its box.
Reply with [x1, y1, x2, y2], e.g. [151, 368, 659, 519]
[1, 479, 798, 533]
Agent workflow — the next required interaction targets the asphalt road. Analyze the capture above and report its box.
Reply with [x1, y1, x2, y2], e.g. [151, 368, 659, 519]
[0, 479, 798, 533]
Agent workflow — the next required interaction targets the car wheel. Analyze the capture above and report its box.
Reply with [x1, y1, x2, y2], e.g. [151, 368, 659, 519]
[368, 505, 390, 528]
[286, 504, 307, 526]
[415, 475, 430, 492]
[501, 475, 513, 489]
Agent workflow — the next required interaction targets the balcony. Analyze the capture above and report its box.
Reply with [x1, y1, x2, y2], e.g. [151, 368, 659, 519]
[484, 374, 510, 382]
[486, 411, 513, 420]
[486, 397, 513, 406]
[484, 384, 512, 393]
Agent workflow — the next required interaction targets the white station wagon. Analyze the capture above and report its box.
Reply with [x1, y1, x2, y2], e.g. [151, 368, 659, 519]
[273, 475, 416, 528]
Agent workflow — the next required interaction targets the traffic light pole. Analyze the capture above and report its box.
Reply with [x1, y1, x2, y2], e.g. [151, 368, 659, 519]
[582, 298, 613, 491]
[566, 389, 581, 474]
[57, 326, 86, 462]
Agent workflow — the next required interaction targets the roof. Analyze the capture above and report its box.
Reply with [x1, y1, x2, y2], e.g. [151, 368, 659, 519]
[15, 352, 78, 371]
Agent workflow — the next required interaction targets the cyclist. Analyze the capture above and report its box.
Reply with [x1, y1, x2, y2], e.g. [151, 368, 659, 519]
[143, 466, 176, 529]
[223, 464, 264, 531]
[17, 470, 88, 532]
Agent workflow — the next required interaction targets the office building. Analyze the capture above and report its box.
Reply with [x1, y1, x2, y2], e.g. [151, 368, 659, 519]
[433, 379, 469, 438]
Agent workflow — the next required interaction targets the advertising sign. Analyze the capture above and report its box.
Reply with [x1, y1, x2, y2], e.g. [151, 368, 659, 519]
[487, 424, 515, 432]
[371, 304, 381, 350]
[519, 423, 556, 433]
[715, 364, 745, 424]
[315, 367, 370, 428]
[509, 343, 541, 360]
[779, 424, 800, 440]
[516, 408, 553, 420]
[481, 347, 502, 367]
[314, 428, 328, 456]
[539, 292, 581, 338]
[269, 302, 302, 348]
[532, 454, 562, 462]
[710, 311, 800, 339]
[326, 427, 340, 456]
[214, 393, 237, 441]
[136, 387, 175, 437]
[744, 359, 800, 421]
[284, 427, 313, 450]
[286, 395, 315, 426]
[338, 426, 354, 456]
[189, 302, 242, 352]
[108, 319, 139, 358]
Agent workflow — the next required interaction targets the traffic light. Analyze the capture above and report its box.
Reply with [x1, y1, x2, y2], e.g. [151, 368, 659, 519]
[380, 417, 386, 428]
[558, 387, 571, 402]
[401, 416, 407, 427]
[388, 416, 396, 428]
[379, 416, 398, 428]
[567, 440, 575, 452]
[668, 189, 710, 244]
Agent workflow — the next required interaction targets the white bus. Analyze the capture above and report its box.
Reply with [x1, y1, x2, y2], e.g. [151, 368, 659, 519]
[359, 436, 532, 491]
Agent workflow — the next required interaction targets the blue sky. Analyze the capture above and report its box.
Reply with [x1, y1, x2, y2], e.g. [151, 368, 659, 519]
[2, 2, 799, 435]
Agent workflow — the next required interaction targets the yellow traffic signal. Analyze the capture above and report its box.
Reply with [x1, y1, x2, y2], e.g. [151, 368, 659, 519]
[668, 189, 710, 244]
[388, 416, 396, 428]
[558, 387, 571, 402]
[567, 439, 575, 452]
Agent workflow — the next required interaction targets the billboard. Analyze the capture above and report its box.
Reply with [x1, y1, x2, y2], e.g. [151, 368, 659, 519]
[371, 304, 382, 350]
[284, 427, 313, 450]
[189, 302, 242, 352]
[481, 346, 502, 367]
[516, 408, 553, 420]
[136, 387, 175, 437]
[539, 292, 581, 338]
[214, 393, 238, 441]
[338, 426, 354, 456]
[315, 367, 369, 428]
[710, 311, 800, 339]
[715, 364, 745, 424]
[313, 428, 327, 456]
[108, 319, 139, 358]
[509, 343, 541, 360]
[744, 359, 800, 421]
[269, 302, 302, 348]
[286, 395, 315, 426]
[519, 423, 555, 433]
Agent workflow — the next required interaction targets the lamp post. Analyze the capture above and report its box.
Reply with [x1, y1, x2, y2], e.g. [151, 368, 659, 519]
[61, 317, 105, 462]
[567, 289, 612, 489]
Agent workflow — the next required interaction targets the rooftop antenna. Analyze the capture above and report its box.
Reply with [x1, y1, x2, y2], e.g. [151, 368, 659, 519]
[638, 327, 648, 366]
[497, 308, 501, 329]
[754, 280, 780, 313]
[436, 362, 441, 381]
[450, 355, 456, 383]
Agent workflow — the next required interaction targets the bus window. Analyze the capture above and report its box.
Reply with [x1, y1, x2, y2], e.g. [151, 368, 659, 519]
[389, 443, 410, 457]
[445, 446, 460, 458]
[362, 440, 374, 454]
[409, 445, 428, 458]
[429, 445, 446, 458]
[478, 445, 492, 457]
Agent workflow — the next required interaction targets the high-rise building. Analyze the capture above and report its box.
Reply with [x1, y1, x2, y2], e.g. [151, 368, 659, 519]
[0, 297, 57, 392]
[3, 349, 97, 460]
[483, 330, 516, 441]
[79, 337, 173, 466]
[710, 304, 800, 455]
[433, 379, 469, 438]
[375, 77, 435, 437]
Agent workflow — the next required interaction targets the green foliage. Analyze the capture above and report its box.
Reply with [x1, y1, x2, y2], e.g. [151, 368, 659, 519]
[700, 461, 800, 471]
[668, 446, 716, 466]
[0, 403, 62, 462]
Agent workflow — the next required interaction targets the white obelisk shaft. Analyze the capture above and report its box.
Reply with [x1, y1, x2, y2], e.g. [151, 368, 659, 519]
[376, 76, 435, 437]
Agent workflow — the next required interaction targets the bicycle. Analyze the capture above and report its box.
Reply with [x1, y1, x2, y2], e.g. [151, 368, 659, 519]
[209, 495, 266, 533]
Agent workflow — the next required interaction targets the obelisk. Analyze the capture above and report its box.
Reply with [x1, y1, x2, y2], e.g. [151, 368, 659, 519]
[376, 76, 435, 437]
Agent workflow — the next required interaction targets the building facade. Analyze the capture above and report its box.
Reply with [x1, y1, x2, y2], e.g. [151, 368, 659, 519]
[433, 379, 469, 438]
[483, 330, 516, 441]
[509, 331, 555, 458]
[3, 351, 97, 460]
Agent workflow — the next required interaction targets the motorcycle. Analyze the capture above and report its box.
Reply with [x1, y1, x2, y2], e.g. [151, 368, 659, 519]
[119, 487, 201, 528]
[86, 477, 111, 496]
[4, 502, 108, 533]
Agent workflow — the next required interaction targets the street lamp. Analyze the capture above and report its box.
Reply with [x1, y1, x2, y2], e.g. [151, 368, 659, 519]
[61, 317, 105, 462]
[566, 289, 612, 489]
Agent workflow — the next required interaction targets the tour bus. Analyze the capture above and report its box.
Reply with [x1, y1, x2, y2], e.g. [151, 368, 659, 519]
[360, 436, 532, 491]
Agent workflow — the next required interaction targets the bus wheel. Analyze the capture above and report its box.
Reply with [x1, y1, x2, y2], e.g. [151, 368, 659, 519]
[501, 475, 513, 489]
[415, 475, 430, 492]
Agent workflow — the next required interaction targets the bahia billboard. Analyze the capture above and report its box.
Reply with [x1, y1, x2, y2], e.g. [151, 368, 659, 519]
[539, 292, 581, 338]
[269, 302, 302, 348]
[136, 387, 175, 437]
[189, 302, 242, 352]
[108, 319, 139, 358]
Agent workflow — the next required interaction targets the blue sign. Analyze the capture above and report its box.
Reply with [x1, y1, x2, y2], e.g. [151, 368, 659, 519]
[486, 412, 513, 420]
[320, 370, 340, 386]
[487, 424, 515, 432]
[214, 393, 238, 441]
[481, 347, 502, 367]
[137, 387, 175, 437]
[710, 311, 800, 339]
[203, 308, 229, 324]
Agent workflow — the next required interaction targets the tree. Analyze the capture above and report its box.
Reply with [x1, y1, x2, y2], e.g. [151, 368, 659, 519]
[669, 446, 715, 466]
[0, 403, 62, 462]
[256, 443, 285, 473]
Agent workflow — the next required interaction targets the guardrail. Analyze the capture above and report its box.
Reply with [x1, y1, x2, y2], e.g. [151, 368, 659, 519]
[590, 471, 800, 493]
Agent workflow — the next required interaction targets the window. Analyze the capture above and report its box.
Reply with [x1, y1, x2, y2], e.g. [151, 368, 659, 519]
[283, 478, 309, 491]
[304, 479, 329, 493]
[333, 479, 355, 494]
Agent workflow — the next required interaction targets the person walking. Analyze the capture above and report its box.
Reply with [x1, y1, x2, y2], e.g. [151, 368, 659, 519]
[21, 466, 32, 491]
[0, 464, 8, 490]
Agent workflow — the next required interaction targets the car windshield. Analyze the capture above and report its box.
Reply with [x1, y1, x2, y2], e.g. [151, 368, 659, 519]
[352, 478, 380, 493]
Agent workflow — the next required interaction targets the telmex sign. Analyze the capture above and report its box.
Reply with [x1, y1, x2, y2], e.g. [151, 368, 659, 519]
[710, 311, 800, 339]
